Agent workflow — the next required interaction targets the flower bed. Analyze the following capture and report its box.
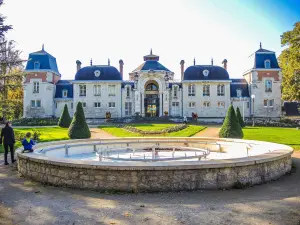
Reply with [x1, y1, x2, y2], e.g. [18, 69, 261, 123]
[118, 124, 188, 135]
[244, 118, 299, 127]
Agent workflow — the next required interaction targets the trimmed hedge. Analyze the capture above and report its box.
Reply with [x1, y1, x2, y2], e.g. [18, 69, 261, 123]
[236, 107, 245, 128]
[219, 105, 243, 138]
[68, 102, 91, 139]
[12, 117, 59, 126]
[58, 104, 72, 128]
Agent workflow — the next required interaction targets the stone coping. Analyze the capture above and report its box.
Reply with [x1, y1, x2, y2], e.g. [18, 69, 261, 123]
[16, 137, 293, 171]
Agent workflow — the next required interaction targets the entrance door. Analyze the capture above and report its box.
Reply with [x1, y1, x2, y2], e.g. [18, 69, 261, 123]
[145, 94, 159, 117]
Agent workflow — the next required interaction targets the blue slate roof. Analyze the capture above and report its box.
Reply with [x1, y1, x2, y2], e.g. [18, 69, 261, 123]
[75, 66, 122, 81]
[230, 83, 249, 98]
[25, 49, 60, 75]
[55, 80, 73, 98]
[132, 61, 170, 72]
[254, 51, 280, 69]
[184, 65, 229, 80]
[231, 78, 247, 83]
[169, 82, 182, 88]
[122, 81, 135, 88]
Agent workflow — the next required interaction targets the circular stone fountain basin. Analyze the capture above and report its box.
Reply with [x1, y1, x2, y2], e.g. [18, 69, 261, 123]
[17, 137, 293, 192]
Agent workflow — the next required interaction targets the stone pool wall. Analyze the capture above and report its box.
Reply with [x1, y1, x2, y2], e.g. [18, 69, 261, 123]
[17, 152, 292, 192]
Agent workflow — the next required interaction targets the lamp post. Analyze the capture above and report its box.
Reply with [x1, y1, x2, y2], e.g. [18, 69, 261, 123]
[251, 94, 255, 127]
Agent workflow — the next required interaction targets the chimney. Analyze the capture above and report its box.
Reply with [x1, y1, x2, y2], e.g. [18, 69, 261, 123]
[222, 59, 228, 70]
[76, 60, 81, 72]
[119, 59, 124, 79]
[180, 60, 185, 81]
[211, 58, 214, 66]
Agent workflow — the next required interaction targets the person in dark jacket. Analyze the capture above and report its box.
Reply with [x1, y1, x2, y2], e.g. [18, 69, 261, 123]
[0, 121, 16, 165]
[21, 132, 35, 153]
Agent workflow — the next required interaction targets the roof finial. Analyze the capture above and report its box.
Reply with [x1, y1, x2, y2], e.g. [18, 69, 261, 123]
[211, 58, 214, 66]
[108, 58, 110, 66]
[42, 44, 44, 51]
[193, 57, 196, 66]
[260, 42, 262, 49]
[150, 48, 153, 55]
[90, 58, 92, 66]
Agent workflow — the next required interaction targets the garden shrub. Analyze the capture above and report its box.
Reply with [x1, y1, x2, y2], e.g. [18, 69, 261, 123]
[68, 102, 91, 139]
[236, 107, 245, 128]
[58, 104, 72, 128]
[219, 105, 243, 138]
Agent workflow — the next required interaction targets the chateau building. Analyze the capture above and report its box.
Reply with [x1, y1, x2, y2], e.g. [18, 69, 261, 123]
[23, 44, 282, 121]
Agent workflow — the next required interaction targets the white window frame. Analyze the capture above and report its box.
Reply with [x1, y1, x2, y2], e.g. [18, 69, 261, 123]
[82, 102, 86, 108]
[217, 101, 225, 108]
[268, 99, 274, 107]
[203, 101, 210, 108]
[264, 60, 271, 69]
[79, 85, 86, 97]
[62, 89, 68, 98]
[203, 85, 210, 96]
[93, 85, 101, 96]
[33, 82, 39, 93]
[188, 102, 196, 108]
[171, 102, 180, 116]
[173, 86, 178, 98]
[109, 102, 116, 108]
[108, 85, 116, 97]
[236, 89, 242, 98]
[265, 80, 272, 92]
[217, 84, 225, 96]
[126, 86, 130, 98]
[94, 102, 101, 108]
[263, 99, 268, 107]
[188, 84, 195, 96]
[31, 100, 41, 108]
[125, 102, 133, 116]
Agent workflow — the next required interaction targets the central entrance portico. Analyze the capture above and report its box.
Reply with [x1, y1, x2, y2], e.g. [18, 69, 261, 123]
[144, 82, 159, 117]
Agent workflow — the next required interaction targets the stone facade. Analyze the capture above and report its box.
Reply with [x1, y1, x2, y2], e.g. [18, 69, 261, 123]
[23, 46, 282, 120]
[17, 155, 291, 192]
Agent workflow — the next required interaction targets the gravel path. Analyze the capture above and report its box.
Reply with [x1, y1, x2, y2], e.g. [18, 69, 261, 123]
[193, 125, 221, 138]
[90, 128, 116, 139]
[0, 152, 299, 225]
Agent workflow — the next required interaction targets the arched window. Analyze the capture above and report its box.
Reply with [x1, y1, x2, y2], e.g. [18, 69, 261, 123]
[34, 62, 40, 70]
[217, 84, 225, 96]
[236, 89, 242, 98]
[62, 89, 68, 98]
[146, 83, 158, 91]
[188, 84, 195, 96]
[203, 85, 210, 96]
[264, 60, 271, 69]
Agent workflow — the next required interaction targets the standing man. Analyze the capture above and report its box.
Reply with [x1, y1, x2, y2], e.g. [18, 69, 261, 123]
[0, 121, 16, 165]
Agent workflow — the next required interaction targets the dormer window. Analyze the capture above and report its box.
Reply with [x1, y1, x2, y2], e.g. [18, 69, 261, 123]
[236, 89, 242, 98]
[264, 60, 271, 69]
[62, 89, 68, 98]
[34, 62, 40, 70]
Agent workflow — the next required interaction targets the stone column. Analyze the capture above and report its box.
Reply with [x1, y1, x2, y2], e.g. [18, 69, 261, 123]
[160, 93, 163, 116]
[141, 93, 144, 116]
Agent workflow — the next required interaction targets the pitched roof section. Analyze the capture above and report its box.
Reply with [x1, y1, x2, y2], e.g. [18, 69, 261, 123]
[230, 83, 250, 98]
[55, 80, 73, 98]
[25, 48, 60, 75]
[184, 65, 230, 80]
[254, 52, 280, 69]
[75, 65, 122, 81]
[132, 61, 170, 72]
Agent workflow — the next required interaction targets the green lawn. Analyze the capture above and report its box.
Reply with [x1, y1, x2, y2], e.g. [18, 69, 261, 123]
[0, 127, 69, 153]
[99, 124, 206, 137]
[243, 127, 300, 151]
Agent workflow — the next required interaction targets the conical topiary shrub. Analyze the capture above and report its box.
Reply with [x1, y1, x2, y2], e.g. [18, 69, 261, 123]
[219, 105, 243, 138]
[236, 106, 245, 128]
[68, 102, 91, 139]
[58, 104, 72, 128]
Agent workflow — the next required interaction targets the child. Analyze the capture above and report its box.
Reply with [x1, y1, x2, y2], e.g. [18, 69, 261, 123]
[21, 132, 35, 153]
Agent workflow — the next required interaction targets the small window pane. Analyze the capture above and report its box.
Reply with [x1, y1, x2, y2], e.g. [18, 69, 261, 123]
[36, 100, 41, 108]
[264, 100, 268, 107]
[82, 102, 86, 107]
[31, 100, 35, 108]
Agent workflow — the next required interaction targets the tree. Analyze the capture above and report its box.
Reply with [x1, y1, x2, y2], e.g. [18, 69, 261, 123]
[68, 102, 91, 139]
[278, 22, 300, 101]
[58, 104, 72, 128]
[236, 107, 245, 128]
[0, 1, 12, 38]
[219, 105, 243, 139]
[0, 39, 24, 121]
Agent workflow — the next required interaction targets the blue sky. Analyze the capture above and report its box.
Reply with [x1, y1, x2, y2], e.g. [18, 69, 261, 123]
[2, 0, 300, 80]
